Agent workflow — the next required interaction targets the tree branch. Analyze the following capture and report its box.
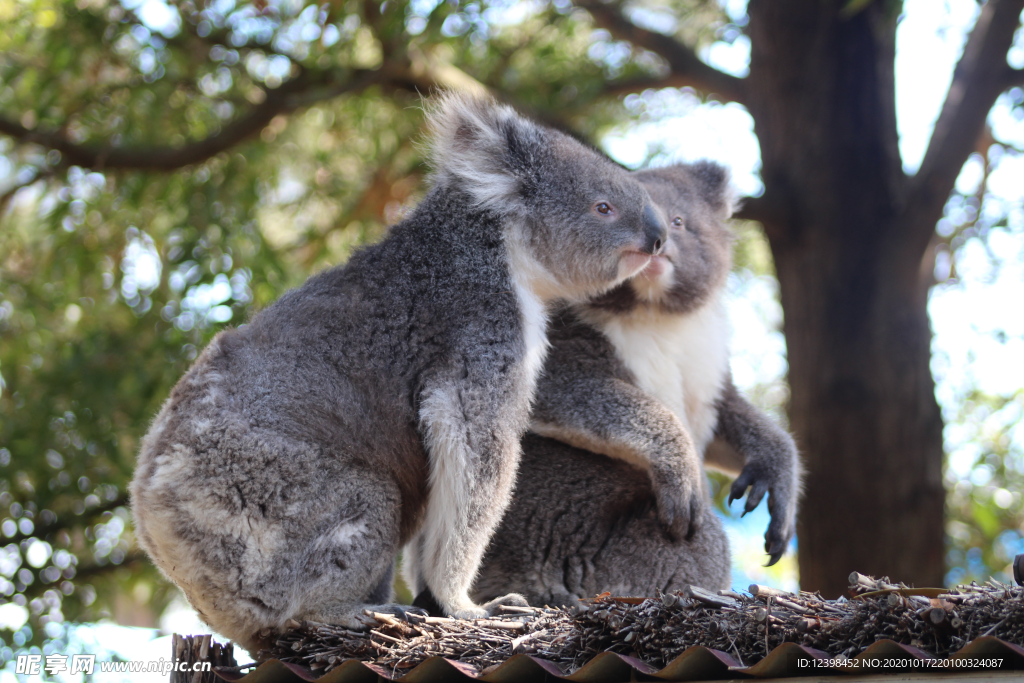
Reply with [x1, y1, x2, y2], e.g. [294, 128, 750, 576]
[903, 0, 1024, 257]
[21, 551, 149, 602]
[600, 73, 736, 98]
[0, 69, 385, 173]
[578, 1, 748, 104]
[68, 551, 148, 584]
[7, 494, 130, 547]
[733, 192, 796, 244]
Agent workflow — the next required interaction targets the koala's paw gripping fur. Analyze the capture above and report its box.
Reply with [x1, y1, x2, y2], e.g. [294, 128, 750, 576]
[651, 467, 705, 542]
[729, 464, 795, 566]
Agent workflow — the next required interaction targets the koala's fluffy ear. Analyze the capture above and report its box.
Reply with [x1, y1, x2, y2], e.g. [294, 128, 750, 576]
[687, 160, 737, 218]
[425, 91, 543, 211]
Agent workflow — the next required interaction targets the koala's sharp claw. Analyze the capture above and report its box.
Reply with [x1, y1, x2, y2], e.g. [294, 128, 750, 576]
[763, 524, 789, 566]
[654, 474, 704, 542]
[729, 470, 753, 506]
[745, 482, 768, 513]
[654, 489, 685, 541]
[685, 496, 704, 541]
[403, 606, 430, 622]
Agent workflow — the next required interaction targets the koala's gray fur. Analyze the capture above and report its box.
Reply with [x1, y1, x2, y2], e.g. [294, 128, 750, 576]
[511, 162, 802, 577]
[471, 434, 730, 606]
[403, 163, 800, 611]
[129, 93, 669, 654]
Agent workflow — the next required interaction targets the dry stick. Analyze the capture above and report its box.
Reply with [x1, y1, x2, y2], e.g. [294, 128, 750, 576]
[981, 617, 1008, 637]
[749, 584, 793, 599]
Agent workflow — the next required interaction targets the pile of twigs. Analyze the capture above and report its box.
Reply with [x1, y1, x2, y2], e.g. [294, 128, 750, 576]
[262, 605, 577, 675]
[565, 573, 1024, 667]
[839, 573, 1024, 657]
[564, 584, 814, 668]
[257, 573, 1024, 675]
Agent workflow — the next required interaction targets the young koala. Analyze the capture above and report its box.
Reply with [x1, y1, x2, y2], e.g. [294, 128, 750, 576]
[129, 94, 669, 653]
[527, 161, 802, 561]
[413, 162, 802, 609]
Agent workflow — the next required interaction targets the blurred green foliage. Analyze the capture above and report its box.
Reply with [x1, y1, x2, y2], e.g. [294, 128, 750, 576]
[944, 389, 1024, 585]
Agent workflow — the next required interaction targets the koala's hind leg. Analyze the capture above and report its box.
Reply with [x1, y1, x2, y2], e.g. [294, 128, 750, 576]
[287, 480, 419, 630]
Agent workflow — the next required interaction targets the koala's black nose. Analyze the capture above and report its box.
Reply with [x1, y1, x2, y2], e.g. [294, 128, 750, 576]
[642, 204, 668, 255]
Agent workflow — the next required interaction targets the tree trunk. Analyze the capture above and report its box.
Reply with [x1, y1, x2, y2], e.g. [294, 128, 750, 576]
[746, 1, 946, 597]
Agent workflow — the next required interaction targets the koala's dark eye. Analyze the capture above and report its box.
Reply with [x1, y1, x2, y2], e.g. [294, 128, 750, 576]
[594, 202, 614, 216]
[672, 216, 684, 228]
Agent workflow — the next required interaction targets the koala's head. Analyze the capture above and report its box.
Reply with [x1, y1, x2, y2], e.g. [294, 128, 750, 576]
[586, 161, 735, 315]
[426, 93, 667, 301]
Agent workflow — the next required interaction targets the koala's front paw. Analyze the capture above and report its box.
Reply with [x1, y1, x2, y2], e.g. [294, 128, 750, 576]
[729, 463, 796, 566]
[651, 467, 705, 542]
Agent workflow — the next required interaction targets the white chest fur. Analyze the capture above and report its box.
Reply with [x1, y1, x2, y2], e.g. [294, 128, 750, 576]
[596, 295, 731, 452]
[504, 226, 554, 396]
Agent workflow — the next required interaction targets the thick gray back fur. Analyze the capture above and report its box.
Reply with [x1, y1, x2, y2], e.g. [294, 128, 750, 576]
[472, 162, 801, 604]
[129, 93, 669, 654]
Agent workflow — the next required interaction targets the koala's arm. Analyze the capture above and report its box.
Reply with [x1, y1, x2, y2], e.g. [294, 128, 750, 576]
[531, 370, 705, 541]
[416, 374, 529, 620]
[708, 377, 802, 565]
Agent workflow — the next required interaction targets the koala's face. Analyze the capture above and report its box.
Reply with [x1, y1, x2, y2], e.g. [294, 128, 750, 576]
[588, 162, 734, 315]
[425, 94, 668, 301]
[514, 135, 668, 301]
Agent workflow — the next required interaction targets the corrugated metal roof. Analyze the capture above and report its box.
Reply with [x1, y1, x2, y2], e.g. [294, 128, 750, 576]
[214, 637, 1024, 682]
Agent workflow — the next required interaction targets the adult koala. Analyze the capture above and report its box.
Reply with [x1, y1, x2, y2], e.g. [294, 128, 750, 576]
[129, 93, 668, 654]
[466, 162, 802, 605]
